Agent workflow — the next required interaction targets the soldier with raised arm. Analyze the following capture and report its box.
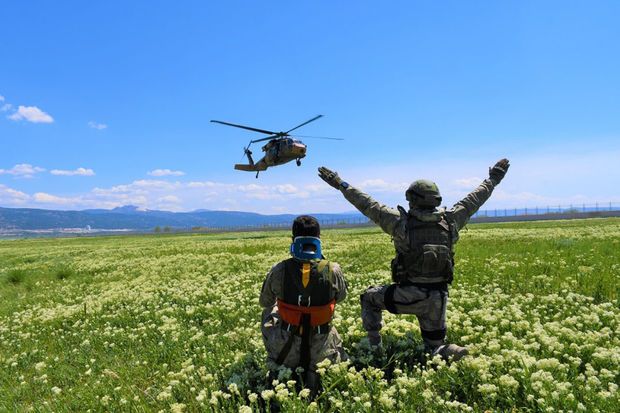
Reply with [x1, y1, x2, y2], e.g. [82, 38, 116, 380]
[318, 159, 510, 360]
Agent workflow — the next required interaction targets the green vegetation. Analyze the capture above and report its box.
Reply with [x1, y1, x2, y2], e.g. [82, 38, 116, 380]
[0, 218, 618, 411]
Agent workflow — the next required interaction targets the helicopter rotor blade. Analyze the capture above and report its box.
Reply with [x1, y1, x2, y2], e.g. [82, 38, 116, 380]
[291, 134, 344, 141]
[210, 120, 277, 135]
[285, 115, 323, 134]
[250, 135, 280, 144]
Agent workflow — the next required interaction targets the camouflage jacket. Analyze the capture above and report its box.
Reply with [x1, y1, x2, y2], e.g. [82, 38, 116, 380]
[341, 178, 497, 253]
[259, 259, 347, 316]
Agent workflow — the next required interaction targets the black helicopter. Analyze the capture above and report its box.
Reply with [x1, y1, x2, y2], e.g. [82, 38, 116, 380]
[210, 115, 342, 177]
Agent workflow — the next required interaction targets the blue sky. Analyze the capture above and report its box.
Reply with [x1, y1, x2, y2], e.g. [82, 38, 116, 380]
[1, 1, 619, 213]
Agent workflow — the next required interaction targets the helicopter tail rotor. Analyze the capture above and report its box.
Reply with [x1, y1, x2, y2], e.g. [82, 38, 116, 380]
[243, 146, 255, 165]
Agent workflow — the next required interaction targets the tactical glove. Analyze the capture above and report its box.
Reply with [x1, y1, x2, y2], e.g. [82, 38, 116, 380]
[489, 158, 510, 185]
[318, 166, 343, 190]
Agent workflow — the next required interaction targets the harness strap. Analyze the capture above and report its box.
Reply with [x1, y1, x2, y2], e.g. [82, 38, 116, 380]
[275, 324, 300, 365]
[281, 321, 330, 335]
[299, 314, 311, 372]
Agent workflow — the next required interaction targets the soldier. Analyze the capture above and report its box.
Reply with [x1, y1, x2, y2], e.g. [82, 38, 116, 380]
[318, 159, 510, 361]
[260, 215, 348, 394]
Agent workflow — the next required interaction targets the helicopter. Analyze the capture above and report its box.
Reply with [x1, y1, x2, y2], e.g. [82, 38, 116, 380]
[210, 115, 342, 178]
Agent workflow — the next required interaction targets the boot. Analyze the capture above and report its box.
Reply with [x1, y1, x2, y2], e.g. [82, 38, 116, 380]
[432, 343, 468, 361]
[367, 331, 382, 347]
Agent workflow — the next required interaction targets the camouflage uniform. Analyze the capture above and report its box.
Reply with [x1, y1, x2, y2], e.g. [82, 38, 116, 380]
[259, 259, 348, 372]
[340, 178, 497, 349]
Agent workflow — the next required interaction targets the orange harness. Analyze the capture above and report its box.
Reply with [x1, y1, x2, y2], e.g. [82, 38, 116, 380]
[277, 299, 336, 327]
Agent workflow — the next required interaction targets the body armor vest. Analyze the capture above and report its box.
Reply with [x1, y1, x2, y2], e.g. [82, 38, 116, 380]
[277, 258, 336, 327]
[392, 212, 455, 284]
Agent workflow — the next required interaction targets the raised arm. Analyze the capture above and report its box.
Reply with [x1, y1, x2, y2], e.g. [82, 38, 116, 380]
[318, 166, 401, 237]
[448, 158, 510, 230]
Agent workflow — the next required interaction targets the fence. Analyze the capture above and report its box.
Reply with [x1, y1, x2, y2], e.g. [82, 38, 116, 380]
[471, 201, 620, 219]
[198, 216, 372, 233]
[195, 201, 620, 233]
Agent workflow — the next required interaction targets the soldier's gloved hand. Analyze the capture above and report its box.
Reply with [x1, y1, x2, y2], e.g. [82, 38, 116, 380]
[489, 158, 510, 185]
[318, 166, 343, 190]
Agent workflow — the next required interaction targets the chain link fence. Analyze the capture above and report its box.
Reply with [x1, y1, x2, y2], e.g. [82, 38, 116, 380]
[197, 201, 620, 233]
[470, 201, 620, 223]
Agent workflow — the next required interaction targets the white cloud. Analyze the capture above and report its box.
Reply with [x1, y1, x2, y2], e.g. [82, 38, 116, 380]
[359, 178, 407, 192]
[8, 105, 54, 123]
[5, 146, 620, 213]
[148, 169, 186, 177]
[0, 96, 12, 112]
[33, 192, 76, 205]
[158, 195, 181, 203]
[274, 184, 298, 194]
[88, 121, 107, 130]
[187, 181, 229, 189]
[454, 177, 483, 188]
[50, 168, 95, 176]
[0, 184, 30, 205]
[0, 163, 46, 178]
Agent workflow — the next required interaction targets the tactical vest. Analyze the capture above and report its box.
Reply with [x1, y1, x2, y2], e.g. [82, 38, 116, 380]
[277, 258, 336, 328]
[392, 213, 455, 284]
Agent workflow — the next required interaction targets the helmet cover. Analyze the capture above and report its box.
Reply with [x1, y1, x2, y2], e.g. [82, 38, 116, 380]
[406, 179, 442, 208]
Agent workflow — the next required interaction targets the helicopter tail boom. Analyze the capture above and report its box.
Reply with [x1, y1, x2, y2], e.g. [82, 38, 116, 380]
[234, 163, 268, 172]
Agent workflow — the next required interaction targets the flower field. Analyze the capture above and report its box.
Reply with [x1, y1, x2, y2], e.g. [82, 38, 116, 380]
[0, 218, 619, 412]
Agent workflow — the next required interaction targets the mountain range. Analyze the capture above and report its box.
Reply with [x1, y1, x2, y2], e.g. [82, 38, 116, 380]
[0, 205, 365, 232]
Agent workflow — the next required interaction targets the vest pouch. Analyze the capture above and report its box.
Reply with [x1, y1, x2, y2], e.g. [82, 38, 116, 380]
[391, 257, 407, 283]
[421, 244, 450, 274]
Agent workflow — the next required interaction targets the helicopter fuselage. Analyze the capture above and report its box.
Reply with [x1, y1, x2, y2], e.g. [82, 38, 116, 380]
[234, 138, 306, 172]
[262, 138, 306, 165]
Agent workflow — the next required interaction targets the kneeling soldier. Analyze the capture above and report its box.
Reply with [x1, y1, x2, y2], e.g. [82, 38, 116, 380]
[260, 215, 347, 394]
[318, 159, 510, 361]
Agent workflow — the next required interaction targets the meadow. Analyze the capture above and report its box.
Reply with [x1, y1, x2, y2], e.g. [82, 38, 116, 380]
[0, 218, 618, 412]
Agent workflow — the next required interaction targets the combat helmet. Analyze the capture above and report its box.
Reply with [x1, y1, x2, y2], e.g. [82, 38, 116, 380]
[406, 179, 442, 208]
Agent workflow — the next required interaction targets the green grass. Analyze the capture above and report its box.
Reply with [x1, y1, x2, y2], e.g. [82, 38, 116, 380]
[0, 218, 618, 412]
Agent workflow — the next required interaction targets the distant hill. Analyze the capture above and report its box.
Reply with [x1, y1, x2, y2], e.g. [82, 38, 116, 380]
[0, 205, 365, 232]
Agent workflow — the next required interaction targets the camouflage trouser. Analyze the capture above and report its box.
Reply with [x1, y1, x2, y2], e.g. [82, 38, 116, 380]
[261, 305, 348, 372]
[361, 284, 448, 347]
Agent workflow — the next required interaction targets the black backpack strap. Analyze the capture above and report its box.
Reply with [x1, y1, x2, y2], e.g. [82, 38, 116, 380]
[299, 314, 312, 372]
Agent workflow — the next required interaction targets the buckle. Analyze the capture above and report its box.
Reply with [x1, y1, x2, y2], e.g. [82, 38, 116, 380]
[297, 295, 311, 307]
